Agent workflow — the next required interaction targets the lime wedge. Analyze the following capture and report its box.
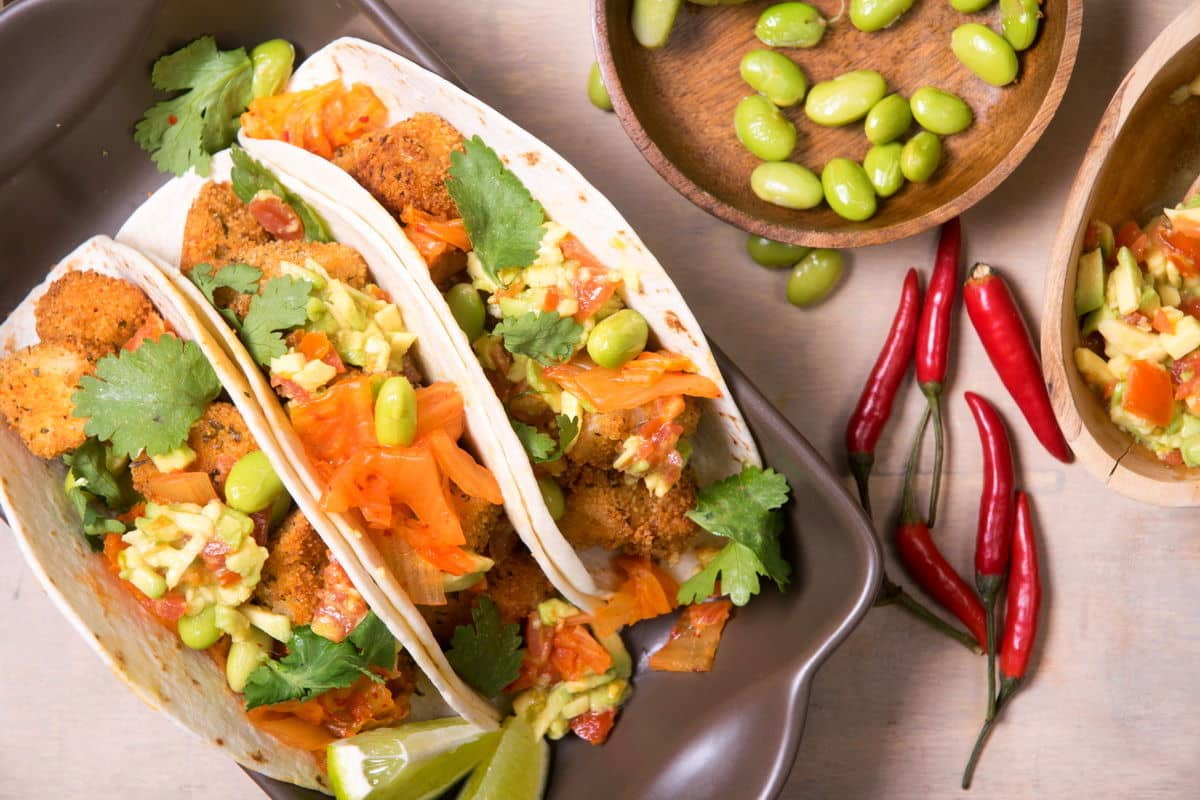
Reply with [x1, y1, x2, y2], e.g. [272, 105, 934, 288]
[457, 715, 549, 800]
[328, 717, 497, 800]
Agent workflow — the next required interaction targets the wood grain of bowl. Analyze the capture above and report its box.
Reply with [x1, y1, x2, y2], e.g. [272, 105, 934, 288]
[594, 0, 1081, 248]
[1043, 3, 1200, 507]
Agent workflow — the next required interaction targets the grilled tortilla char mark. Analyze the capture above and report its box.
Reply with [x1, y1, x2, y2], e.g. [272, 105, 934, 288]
[181, 182, 271, 274]
[35, 270, 156, 359]
[0, 341, 94, 458]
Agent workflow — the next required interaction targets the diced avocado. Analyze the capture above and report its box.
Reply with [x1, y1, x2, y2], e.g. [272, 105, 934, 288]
[562, 671, 616, 694]
[498, 291, 545, 320]
[1075, 249, 1105, 317]
[1180, 414, 1200, 439]
[1182, 436, 1200, 467]
[240, 604, 293, 642]
[291, 359, 338, 393]
[1094, 220, 1115, 261]
[532, 684, 573, 739]
[215, 606, 252, 641]
[587, 679, 630, 712]
[546, 717, 570, 741]
[226, 629, 271, 692]
[1074, 348, 1116, 392]
[215, 508, 253, 548]
[1082, 304, 1116, 337]
[1106, 247, 1143, 315]
[538, 598, 580, 626]
[270, 352, 307, 376]
[1097, 319, 1167, 362]
[560, 694, 591, 720]
[1138, 286, 1161, 315]
[1159, 282, 1183, 308]
[127, 567, 167, 599]
[443, 571, 485, 593]
[151, 444, 197, 473]
[280, 258, 327, 290]
[373, 304, 405, 334]
[1162, 315, 1200, 359]
[596, 632, 632, 679]
[326, 280, 368, 331]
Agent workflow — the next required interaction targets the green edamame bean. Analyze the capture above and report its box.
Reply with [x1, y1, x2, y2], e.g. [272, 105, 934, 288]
[746, 235, 812, 268]
[909, 86, 974, 135]
[178, 606, 222, 650]
[739, 50, 808, 108]
[864, 93, 912, 145]
[587, 309, 649, 368]
[900, 131, 943, 182]
[374, 376, 417, 447]
[750, 162, 824, 210]
[689, 0, 753, 5]
[863, 143, 905, 198]
[587, 62, 613, 111]
[999, 0, 1041, 51]
[755, 3, 827, 48]
[538, 476, 566, 521]
[805, 70, 887, 127]
[250, 39, 295, 100]
[850, 0, 915, 32]
[632, 0, 683, 49]
[225, 450, 286, 514]
[952, 23, 1019, 87]
[787, 249, 844, 307]
[949, 0, 994, 11]
[821, 159, 877, 222]
[734, 95, 797, 161]
[446, 283, 486, 341]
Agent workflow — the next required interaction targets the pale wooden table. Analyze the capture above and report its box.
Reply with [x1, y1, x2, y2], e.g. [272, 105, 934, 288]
[2, 1, 1197, 797]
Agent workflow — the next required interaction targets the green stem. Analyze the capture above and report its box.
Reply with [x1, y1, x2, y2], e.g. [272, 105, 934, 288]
[877, 577, 983, 653]
[849, 452, 874, 520]
[985, 597, 997, 720]
[927, 392, 944, 527]
[962, 679, 1022, 789]
[900, 406, 932, 524]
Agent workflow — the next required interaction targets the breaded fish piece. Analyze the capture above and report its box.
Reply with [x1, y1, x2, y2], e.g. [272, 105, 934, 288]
[558, 466, 700, 560]
[180, 182, 270, 273]
[0, 342, 94, 458]
[227, 240, 372, 319]
[331, 113, 464, 221]
[567, 398, 703, 470]
[448, 484, 501, 554]
[187, 401, 258, 494]
[34, 270, 155, 358]
[487, 547, 555, 626]
[255, 509, 329, 626]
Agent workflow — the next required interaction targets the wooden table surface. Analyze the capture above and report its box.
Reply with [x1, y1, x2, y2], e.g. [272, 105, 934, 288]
[2, 1, 1197, 797]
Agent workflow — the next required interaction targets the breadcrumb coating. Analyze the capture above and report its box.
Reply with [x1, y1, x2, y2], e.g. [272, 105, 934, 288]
[180, 182, 270, 274]
[0, 341, 94, 458]
[34, 270, 155, 357]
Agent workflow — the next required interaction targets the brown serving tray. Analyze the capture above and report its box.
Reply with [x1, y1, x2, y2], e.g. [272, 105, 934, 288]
[0, 1, 881, 798]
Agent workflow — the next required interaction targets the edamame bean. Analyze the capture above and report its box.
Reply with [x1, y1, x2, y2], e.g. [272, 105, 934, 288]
[850, 0, 915, 32]
[900, 131, 943, 182]
[178, 606, 222, 650]
[999, 0, 1041, 51]
[734, 95, 797, 161]
[909, 86, 974, 135]
[864, 93, 912, 145]
[787, 249, 844, 307]
[250, 39, 295, 99]
[750, 162, 824, 210]
[538, 476, 566, 521]
[805, 70, 887, 127]
[374, 376, 417, 447]
[863, 143, 906, 198]
[949, 0, 994, 11]
[952, 23, 1019, 87]
[821, 159, 877, 221]
[588, 62, 613, 111]
[225, 450, 286, 514]
[746, 235, 812, 268]
[740, 50, 808, 107]
[446, 283, 486, 341]
[587, 309, 649, 368]
[632, 0, 683, 48]
[755, 3, 827, 48]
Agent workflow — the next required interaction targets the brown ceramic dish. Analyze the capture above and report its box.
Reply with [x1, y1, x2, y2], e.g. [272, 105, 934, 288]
[0, 0, 880, 797]
[1042, 2, 1200, 506]
[594, 0, 1082, 248]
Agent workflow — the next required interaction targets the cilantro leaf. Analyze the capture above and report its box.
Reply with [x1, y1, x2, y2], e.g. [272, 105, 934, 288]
[556, 413, 579, 453]
[63, 438, 139, 510]
[230, 146, 332, 242]
[677, 466, 792, 607]
[445, 136, 545, 284]
[348, 611, 397, 671]
[494, 311, 583, 365]
[63, 477, 128, 552]
[239, 276, 313, 366]
[134, 37, 253, 177]
[72, 336, 221, 459]
[187, 263, 262, 328]
[446, 597, 524, 697]
[512, 420, 558, 463]
[243, 626, 379, 710]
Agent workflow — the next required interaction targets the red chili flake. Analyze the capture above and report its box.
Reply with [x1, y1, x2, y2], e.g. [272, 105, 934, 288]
[359, 115, 369, 123]
[167, 115, 178, 125]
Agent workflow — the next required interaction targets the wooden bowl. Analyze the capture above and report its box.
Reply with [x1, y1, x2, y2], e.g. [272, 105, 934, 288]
[1042, 2, 1200, 506]
[594, 0, 1081, 248]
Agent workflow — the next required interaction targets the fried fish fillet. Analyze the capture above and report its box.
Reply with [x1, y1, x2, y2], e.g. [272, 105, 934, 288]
[0, 341, 94, 458]
[34, 270, 155, 358]
[180, 182, 270, 274]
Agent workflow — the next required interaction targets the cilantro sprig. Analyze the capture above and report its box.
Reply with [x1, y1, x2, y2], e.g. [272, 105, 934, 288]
[445, 597, 524, 697]
[188, 263, 262, 327]
[494, 311, 583, 365]
[134, 37, 253, 177]
[677, 466, 792, 607]
[63, 438, 140, 551]
[445, 136, 545, 285]
[72, 336, 221, 459]
[230, 146, 332, 242]
[240, 276, 312, 366]
[512, 414, 579, 463]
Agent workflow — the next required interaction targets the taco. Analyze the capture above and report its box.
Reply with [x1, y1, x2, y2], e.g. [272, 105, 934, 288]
[0, 236, 484, 791]
[230, 38, 791, 632]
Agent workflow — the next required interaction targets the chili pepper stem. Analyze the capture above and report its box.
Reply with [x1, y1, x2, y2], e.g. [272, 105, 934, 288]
[849, 452, 874, 519]
[877, 578, 984, 653]
[978, 576, 1003, 719]
[923, 387, 945, 527]
[962, 678, 1023, 789]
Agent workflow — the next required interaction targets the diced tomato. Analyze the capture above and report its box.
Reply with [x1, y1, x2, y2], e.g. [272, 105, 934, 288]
[241, 81, 388, 159]
[145, 471, 218, 505]
[1123, 359, 1174, 427]
[297, 331, 346, 374]
[1163, 449, 1186, 467]
[1083, 220, 1102, 252]
[1182, 298, 1200, 321]
[549, 622, 613, 681]
[573, 274, 620, 321]
[1152, 308, 1176, 334]
[647, 598, 734, 673]
[543, 286, 561, 312]
[559, 235, 604, 271]
[570, 709, 616, 745]
[1115, 220, 1144, 251]
[544, 353, 720, 413]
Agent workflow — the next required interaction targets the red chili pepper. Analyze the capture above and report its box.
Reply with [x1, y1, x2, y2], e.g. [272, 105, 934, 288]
[914, 218, 961, 526]
[963, 263, 1073, 463]
[894, 408, 988, 652]
[962, 491, 1042, 789]
[845, 268, 921, 516]
[965, 391, 1016, 721]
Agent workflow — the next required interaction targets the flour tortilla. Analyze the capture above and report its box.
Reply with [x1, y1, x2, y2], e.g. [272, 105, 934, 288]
[236, 37, 761, 589]
[0, 236, 463, 793]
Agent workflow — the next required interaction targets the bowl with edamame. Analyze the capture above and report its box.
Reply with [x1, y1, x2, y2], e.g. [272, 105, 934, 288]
[594, 0, 1081, 247]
